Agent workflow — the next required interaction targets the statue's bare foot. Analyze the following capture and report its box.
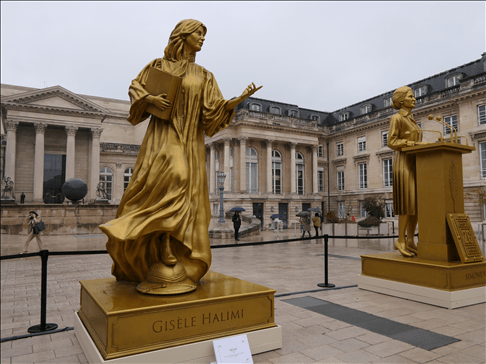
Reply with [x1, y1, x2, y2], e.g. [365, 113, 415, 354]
[161, 235, 177, 266]
[406, 240, 418, 255]
[394, 240, 414, 257]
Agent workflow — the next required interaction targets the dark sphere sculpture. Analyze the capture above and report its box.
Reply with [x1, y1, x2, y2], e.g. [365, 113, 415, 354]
[62, 178, 88, 203]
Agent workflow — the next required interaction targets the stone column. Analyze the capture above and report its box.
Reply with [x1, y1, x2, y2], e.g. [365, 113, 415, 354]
[312, 145, 318, 194]
[223, 138, 231, 192]
[238, 137, 248, 193]
[65, 126, 78, 181]
[4, 120, 19, 183]
[290, 142, 297, 194]
[33, 123, 48, 203]
[266, 139, 273, 194]
[89, 128, 102, 201]
[209, 143, 216, 194]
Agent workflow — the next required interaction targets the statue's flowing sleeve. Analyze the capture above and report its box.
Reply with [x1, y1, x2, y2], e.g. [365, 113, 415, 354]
[126, 59, 162, 126]
[200, 70, 235, 137]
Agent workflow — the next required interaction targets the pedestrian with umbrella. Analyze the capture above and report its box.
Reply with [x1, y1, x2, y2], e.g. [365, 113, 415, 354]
[230, 207, 245, 241]
[297, 211, 312, 238]
[312, 213, 321, 237]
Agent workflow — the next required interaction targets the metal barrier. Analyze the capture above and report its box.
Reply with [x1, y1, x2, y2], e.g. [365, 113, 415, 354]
[1, 232, 406, 342]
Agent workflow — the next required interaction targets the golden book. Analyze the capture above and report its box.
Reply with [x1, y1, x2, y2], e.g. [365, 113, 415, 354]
[144, 67, 182, 120]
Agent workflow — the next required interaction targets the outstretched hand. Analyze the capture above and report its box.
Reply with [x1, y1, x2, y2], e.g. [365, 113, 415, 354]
[241, 83, 263, 99]
[225, 83, 263, 111]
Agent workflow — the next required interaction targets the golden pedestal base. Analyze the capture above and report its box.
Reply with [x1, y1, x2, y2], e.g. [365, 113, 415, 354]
[78, 271, 277, 361]
[359, 253, 486, 308]
[361, 253, 486, 290]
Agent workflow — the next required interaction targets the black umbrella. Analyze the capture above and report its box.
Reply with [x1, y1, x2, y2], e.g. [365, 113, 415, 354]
[308, 207, 321, 213]
[270, 214, 279, 219]
[230, 206, 245, 212]
[296, 211, 311, 217]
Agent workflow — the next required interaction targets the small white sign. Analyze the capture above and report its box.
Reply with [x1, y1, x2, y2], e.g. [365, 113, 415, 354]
[213, 334, 253, 364]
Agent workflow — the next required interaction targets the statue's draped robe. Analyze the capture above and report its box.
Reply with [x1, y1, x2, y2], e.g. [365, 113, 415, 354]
[100, 57, 234, 284]
[387, 109, 422, 216]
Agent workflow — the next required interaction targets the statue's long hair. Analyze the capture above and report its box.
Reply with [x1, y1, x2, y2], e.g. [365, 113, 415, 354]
[163, 19, 207, 62]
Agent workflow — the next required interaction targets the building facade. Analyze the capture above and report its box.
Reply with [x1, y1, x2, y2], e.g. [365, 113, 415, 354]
[2, 54, 485, 229]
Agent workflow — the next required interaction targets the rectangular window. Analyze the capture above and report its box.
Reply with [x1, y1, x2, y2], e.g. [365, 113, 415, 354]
[481, 142, 486, 179]
[414, 86, 427, 98]
[478, 105, 486, 125]
[383, 159, 393, 187]
[272, 161, 282, 194]
[358, 137, 366, 152]
[246, 162, 258, 194]
[360, 202, 368, 218]
[384, 97, 392, 107]
[296, 164, 304, 195]
[317, 145, 324, 158]
[385, 202, 394, 218]
[382, 132, 388, 148]
[337, 142, 344, 156]
[337, 171, 344, 191]
[338, 201, 345, 219]
[318, 169, 324, 192]
[443, 115, 458, 135]
[340, 113, 349, 121]
[446, 75, 461, 88]
[359, 163, 367, 189]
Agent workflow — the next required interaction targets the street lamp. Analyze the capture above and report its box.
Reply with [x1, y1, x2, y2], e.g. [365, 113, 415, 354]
[217, 171, 226, 223]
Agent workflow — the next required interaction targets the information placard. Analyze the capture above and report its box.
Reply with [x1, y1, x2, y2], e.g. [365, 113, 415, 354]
[213, 334, 253, 364]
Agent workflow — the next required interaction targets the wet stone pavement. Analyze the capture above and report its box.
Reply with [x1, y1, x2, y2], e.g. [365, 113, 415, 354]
[1, 231, 485, 364]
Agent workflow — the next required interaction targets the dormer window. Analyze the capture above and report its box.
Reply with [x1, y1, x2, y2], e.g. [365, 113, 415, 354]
[288, 109, 298, 117]
[413, 85, 428, 97]
[360, 104, 372, 115]
[384, 97, 392, 107]
[310, 114, 320, 121]
[339, 112, 349, 122]
[446, 74, 462, 88]
[249, 103, 261, 111]
[269, 106, 281, 115]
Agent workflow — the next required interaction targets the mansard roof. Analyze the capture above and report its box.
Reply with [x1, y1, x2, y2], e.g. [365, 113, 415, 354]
[240, 53, 486, 127]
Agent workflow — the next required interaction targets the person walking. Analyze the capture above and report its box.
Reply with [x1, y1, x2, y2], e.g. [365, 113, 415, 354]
[232, 212, 241, 241]
[302, 215, 312, 238]
[312, 213, 321, 237]
[21, 211, 43, 254]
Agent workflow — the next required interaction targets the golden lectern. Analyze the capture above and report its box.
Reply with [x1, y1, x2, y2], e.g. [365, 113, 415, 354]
[359, 142, 486, 309]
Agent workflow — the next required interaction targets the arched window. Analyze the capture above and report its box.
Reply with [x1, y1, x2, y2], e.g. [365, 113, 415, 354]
[310, 114, 320, 121]
[272, 150, 282, 194]
[288, 109, 298, 117]
[360, 104, 372, 115]
[123, 167, 134, 192]
[250, 103, 261, 111]
[246, 147, 258, 194]
[99, 167, 113, 200]
[269, 106, 281, 115]
[296, 152, 304, 195]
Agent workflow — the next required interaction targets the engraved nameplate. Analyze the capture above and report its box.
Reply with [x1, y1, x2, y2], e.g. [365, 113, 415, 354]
[446, 213, 484, 263]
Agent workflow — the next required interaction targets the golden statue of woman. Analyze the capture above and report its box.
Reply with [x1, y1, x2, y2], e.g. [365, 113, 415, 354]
[387, 86, 428, 257]
[100, 19, 261, 294]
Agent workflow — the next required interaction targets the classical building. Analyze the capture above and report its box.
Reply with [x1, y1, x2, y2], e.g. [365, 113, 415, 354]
[2, 53, 485, 230]
[205, 53, 486, 229]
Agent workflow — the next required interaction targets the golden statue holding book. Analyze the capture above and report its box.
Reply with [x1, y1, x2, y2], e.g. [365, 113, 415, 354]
[100, 19, 262, 294]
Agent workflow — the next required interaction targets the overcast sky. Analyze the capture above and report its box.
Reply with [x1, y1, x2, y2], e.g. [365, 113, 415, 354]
[1, 2, 485, 112]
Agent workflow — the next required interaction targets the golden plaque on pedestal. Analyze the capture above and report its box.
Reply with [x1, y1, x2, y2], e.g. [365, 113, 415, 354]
[446, 213, 484, 264]
[78, 271, 276, 360]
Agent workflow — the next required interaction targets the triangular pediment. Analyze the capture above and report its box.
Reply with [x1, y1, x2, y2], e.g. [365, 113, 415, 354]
[1, 85, 110, 114]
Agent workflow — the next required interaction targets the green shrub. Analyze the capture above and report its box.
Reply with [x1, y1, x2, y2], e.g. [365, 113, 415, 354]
[362, 196, 385, 220]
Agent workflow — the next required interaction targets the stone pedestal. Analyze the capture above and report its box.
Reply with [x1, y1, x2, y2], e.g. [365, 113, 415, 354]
[76, 271, 280, 361]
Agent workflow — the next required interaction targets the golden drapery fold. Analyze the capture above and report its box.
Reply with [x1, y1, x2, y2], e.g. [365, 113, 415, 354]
[100, 57, 234, 284]
[387, 109, 423, 216]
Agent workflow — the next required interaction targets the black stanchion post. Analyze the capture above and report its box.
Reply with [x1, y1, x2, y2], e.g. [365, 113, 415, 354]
[317, 234, 335, 288]
[28, 250, 58, 333]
